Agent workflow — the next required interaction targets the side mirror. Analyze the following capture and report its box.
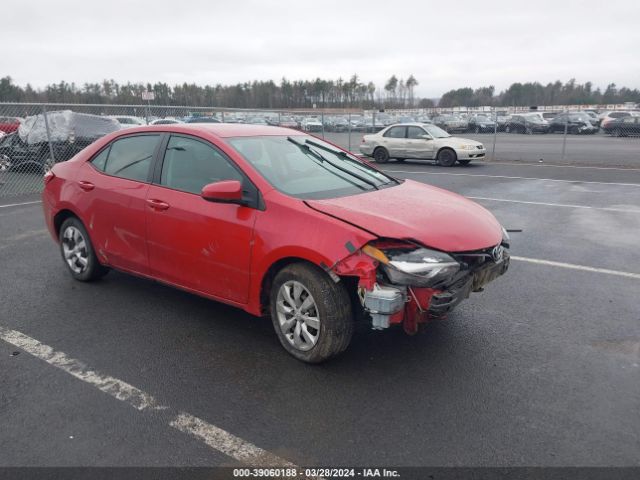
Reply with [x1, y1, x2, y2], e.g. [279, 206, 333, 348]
[419, 134, 433, 140]
[201, 180, 245, 205]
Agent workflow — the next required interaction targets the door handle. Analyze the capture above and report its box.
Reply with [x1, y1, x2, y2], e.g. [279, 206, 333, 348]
[146, 199, 170, 211]
[78, 181, 95, 191]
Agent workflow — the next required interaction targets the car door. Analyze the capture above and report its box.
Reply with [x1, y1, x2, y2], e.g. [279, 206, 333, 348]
[77, 133, 162, 274]
[405, 126, 435, 159]
[145, 134, 258, 304]
[381, 126, 407, 157]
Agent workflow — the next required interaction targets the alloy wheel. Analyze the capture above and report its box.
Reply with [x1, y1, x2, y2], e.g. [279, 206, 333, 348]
[276, 280, 320, 352]
[62, 226, 89, 274]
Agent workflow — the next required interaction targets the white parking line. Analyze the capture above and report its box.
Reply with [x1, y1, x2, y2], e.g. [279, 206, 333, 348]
[468, 196, 640, 213]
[382, 170, 640, 187]
[488, 161, 640, 172]
[511, 256, 640, 280]
[0, 200, 42, 208]
[0, 326, 298, 468]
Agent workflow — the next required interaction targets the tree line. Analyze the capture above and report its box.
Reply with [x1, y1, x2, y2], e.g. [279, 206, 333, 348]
[0, 75, 638, 109]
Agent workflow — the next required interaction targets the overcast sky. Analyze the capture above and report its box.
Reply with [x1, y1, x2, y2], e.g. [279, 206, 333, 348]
[4, 0, 639, 97]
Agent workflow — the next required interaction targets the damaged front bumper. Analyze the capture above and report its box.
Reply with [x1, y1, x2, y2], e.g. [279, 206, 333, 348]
[334, 243, 510, 334]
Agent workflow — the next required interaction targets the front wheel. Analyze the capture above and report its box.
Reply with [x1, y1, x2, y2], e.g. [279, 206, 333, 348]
[270, 263, 353, 363]
[373, 147, 390, 164]
[436, 148, 457, 167]
[59, 217, 109, 282]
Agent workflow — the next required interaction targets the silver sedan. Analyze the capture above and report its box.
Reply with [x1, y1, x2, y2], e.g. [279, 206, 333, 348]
[359, 123, 486, 166]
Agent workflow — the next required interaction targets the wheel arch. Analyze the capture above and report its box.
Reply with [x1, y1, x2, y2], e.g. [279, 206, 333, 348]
[53, 208, 82, 237]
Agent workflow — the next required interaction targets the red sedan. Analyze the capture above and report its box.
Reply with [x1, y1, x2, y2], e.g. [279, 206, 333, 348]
[42, 124, 510, 362]
[0, 116, 21, 134]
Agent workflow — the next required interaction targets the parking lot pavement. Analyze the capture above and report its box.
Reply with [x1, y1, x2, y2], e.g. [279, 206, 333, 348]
[1, 161, 639, 467]
[323, 131, 640, 168]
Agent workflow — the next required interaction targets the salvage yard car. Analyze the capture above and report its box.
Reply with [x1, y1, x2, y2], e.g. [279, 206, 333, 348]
[548, 112, 599, 134]
[505, 113, 549, 134]
[42, 124, 509, 363]
[359, 123, 486, 166]
[0, 110, 120, 173]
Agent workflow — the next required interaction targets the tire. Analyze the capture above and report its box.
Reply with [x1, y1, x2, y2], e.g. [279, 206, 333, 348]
[59, 217, 109, 282]
[458, 160, 471, 166]
[436, 148, 457, 167]
[373, 147, 390, 164]
[525, 127, 533, 135]
[612, 128, 623, 137]
[270, 262, 353, 363]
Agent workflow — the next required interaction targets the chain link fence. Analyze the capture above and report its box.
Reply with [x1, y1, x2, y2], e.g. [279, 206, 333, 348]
[1, 103, 639, 197]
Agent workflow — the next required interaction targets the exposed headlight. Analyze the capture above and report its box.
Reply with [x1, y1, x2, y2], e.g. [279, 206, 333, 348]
[459, 145, 477, 150]
[363, 244, 460, 287]
[501, 226, 511, 248]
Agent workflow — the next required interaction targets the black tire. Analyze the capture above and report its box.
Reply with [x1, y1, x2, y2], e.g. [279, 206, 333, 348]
[436, 148, 457, 167]
[458, 160, 471, 166]
[270, 263, 353, 363]
[373, 147, 390, 164]
[59, 217, 109, 282]
[525, 126, 533, 135]
[612, 128, 623, 137]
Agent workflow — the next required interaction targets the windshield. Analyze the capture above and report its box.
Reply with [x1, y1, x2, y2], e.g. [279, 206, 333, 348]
[227, 135, 397, 200]
[422, 124, 451, 138]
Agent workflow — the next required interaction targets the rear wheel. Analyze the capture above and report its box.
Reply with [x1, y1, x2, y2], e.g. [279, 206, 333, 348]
[436, 148, 457, 167]
[59, 217, 109, 282]
[373, 147, 390, 164]
[270, 263, 353, 363]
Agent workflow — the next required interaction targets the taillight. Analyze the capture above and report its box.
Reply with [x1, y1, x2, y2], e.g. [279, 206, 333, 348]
[44, 170, 55, 185]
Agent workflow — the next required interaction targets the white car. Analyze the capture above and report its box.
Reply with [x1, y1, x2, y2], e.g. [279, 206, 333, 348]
[150, 118, 183, 125]
[360, 123, 485, 166]
[108, 115, 146, 129]
[301, 117, 323, 132]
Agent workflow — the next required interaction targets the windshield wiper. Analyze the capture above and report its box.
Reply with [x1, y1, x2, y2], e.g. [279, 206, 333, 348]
[302, 138, 399, 185]
[287, 137, 379, 190]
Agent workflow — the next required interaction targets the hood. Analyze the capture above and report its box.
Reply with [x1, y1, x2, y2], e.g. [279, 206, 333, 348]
[306, 179, 502, 252]
[436, 136, 483, 147]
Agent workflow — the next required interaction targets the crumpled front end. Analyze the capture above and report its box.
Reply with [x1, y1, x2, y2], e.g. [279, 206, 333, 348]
[333, 237, 510, 334]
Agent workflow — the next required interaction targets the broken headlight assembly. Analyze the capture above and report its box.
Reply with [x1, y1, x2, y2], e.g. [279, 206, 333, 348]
[363, 243, 460, 288]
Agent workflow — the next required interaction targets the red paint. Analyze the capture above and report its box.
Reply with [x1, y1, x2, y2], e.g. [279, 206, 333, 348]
[307, 180, 502, 252]
[0, 118, 20, 134]
[42, 124, 503, 323]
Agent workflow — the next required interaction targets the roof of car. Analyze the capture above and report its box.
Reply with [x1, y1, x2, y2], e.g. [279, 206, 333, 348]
[114, 123, 305, 138]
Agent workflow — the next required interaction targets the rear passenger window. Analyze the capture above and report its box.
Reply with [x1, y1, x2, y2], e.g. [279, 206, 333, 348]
[104, 135, 160, 182]
[384, 127, 406, 138]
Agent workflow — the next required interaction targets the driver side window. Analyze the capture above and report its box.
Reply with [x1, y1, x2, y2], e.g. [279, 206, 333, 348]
[160, 135, 242, 195]
[407, 126, 427, 139]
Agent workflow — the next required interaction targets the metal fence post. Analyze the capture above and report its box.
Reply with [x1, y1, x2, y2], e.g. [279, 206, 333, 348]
[491, 106, 498, 161]
[42, 105, 56, 166]
[348, 112, 352, 152]
[221, 111, 225, 123]
[561, 110, 568, 161]
[321, 111, 325, 139]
